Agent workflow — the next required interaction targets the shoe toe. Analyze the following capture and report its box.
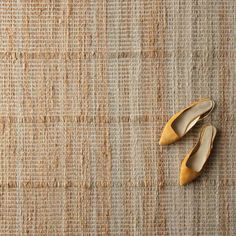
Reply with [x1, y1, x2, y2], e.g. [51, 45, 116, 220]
[159, 133, 172, 145]
[179, 162, 199, 186]
[159, 125, 179, 145]
[179, 172, 192, 186]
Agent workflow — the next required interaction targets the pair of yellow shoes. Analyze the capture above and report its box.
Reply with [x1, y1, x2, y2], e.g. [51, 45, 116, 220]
[159, 98, 217, 186]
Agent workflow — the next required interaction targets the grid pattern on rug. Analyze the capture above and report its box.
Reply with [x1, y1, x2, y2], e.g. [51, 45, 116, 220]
[0, 0, 235, 235]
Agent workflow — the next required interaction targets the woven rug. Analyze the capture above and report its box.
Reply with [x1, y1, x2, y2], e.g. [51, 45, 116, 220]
[0, 0, 235, 235]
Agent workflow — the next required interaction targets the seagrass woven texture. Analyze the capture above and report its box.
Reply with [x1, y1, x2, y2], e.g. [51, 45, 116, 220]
[0, 0, 235, 235]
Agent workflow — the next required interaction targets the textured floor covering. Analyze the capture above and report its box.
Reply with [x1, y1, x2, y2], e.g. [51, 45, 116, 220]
[0, 0, 235, 235]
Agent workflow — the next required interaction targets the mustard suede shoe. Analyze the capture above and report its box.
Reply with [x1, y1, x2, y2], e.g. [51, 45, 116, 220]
[159, 98, 215, 145]
[179, 125, 217, 186]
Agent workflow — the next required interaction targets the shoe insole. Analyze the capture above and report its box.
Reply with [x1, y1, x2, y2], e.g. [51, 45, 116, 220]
[172, 100, 213, 137]
[187, 126, 216, 172]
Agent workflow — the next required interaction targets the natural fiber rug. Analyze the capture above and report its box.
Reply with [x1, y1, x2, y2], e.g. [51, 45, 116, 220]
[0, 0, 235, 235]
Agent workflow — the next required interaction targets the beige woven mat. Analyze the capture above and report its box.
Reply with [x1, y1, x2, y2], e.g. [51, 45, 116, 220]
[0, 0, 235, 235]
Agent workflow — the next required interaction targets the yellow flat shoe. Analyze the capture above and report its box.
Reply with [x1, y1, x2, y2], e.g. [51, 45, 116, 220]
[159, 98, 215, 145]
[179, 124, 217, 186]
